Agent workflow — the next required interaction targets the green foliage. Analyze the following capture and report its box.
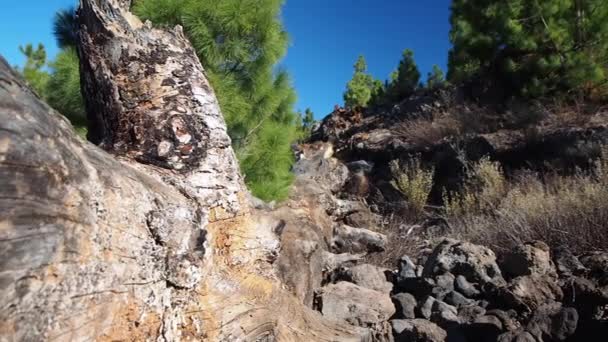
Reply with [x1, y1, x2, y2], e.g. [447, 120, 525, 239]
[17, 43, 50, 96]
[46, 48, 86, 129]
[390, 157, 435, 219]
[386, 49, 421, 100]
[448, 0, 608, 99]
[369, 79, 385, 106]
[16, 42, 87, 137]
[53, 7, 78, 49]
[295, 107, 315, 140]
[302, 108, 315, 130]
[426, 65, 446, 89]
[343, 55, 376, 107]
[239, 121, 296, 201]
[134, 0, 298, 201]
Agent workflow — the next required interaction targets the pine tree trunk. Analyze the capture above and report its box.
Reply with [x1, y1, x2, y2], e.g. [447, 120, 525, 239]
[0, 0, 368, 340]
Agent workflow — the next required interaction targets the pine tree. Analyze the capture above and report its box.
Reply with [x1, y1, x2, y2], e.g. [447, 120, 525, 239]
[343, 55, 375, 107]
[426, 65, 445, 89]
[46, 48, 86, 133]
[303, 108, 315, 130]
[134, 0, 299, 201]
[53, 7, 78, 49]
[387, 49, 420, 100]
[369, 79, 385, 106]
[448, 0, 608, 99]
[17, 43, 50, 96]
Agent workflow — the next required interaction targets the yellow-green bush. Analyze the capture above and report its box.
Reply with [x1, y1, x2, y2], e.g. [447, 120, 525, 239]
[444, 157, 506, 217]
[445, 149, 608, 253]
[390, 158, 434, 218]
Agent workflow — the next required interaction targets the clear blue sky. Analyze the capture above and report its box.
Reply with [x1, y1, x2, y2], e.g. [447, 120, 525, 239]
[0, 0, 452, 119]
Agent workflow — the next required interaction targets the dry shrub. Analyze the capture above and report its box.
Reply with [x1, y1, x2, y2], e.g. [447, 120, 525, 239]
[395, 115, 461, 147]
[365, 216, 429, 268]
[446, 148, 608, 254]
[390, 158, 434, 219]
[443, 157, 506, 217]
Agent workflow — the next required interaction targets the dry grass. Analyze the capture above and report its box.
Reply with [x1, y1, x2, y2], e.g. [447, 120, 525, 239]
[443, 157, 506, 217]
[396, 100, 607, 150]
[364, 215, 432, 268]
[395, 114, 462, 147]
[444, 148, 608, 254]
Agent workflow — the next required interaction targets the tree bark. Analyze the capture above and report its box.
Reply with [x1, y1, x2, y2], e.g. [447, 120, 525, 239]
[0, 0, 371, 341]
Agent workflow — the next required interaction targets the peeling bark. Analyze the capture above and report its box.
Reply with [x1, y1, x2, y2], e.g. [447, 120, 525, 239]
[0, 0, 374, 340]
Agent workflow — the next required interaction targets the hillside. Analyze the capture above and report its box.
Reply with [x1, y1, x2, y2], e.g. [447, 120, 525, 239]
[1, 0, 608, 341]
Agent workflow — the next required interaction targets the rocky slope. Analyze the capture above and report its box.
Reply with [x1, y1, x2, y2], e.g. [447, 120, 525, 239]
[311, 91, 608, 206]
[290, 140, 608, 341]
[285, 87, 608, 341]
[1, 1, 607, 340]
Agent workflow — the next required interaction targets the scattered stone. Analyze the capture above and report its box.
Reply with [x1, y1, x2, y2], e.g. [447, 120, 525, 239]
[331, 224, 387, 254]
[458, 305, 486, 323]
[341, 263, 393, 293]
[423, 239, 506, 287]
[486, 309, 520, 332]
[580, 252, 608, 284]
[464, 315, 503, 341]
[432, 273, 455, 299]
[524, 303, 578, 342]
[316, 281, 395, 326]
[416, 265, 424, 278]
[551, 307, 578, 341]
[392, 293, 417, 319]
[346, 160, 374, 174]
[501, 241, 556, 279]
[396, 277, 436, 298]
[497, 330, 536, 342]
[444, 291, 475, 308]
[431, 300, 460, 326]
[418, 296, 437, 320]
[391, 319, 447, 342]
[508, 275, 563, 309]
[552, 246, 587, 277]
[398, 255, 418, 279]
[455, 275, 481, 298]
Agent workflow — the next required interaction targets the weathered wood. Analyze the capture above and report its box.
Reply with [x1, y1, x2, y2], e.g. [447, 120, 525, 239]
[0, 0, 372, 340]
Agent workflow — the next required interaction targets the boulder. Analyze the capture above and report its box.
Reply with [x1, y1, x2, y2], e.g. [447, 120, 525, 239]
[396, 277, 436, 298]
[331, 224, 387, 254]
[341, 263, 393, 293]
[423, 239, 506, 287]
[463, 315, 504, 342]
[392, 292, 418, 319]
[501, 241, 556, 279]
[430, 300, 460, 326]
[391, 319, 447, 342]
[458, 305, 486, 323]
[497, 331, 536, 342]
[486, 309, 520, 332]
[346, 160, 375, 174]
[398, 255, 418, 279]
[508, 275, 563, 310]
[525, 304, 578, 342]
[580, 252, 608, 284]
[444, 291, 475, 308]
[561, 276, 608, 318]
[455, 275, 481, 298]
[316, 281, 395, 326]
[419, 296, 437, 320]
[432, 273, 455, 299]
[550, 307, 579, 341]
[552, 246, 587, 277]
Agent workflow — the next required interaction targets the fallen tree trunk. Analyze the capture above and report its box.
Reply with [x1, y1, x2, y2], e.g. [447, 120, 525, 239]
[0, 0, 369, 340]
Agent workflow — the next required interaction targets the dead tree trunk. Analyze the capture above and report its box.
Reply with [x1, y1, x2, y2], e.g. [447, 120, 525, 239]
[0, 0, 368, 341]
